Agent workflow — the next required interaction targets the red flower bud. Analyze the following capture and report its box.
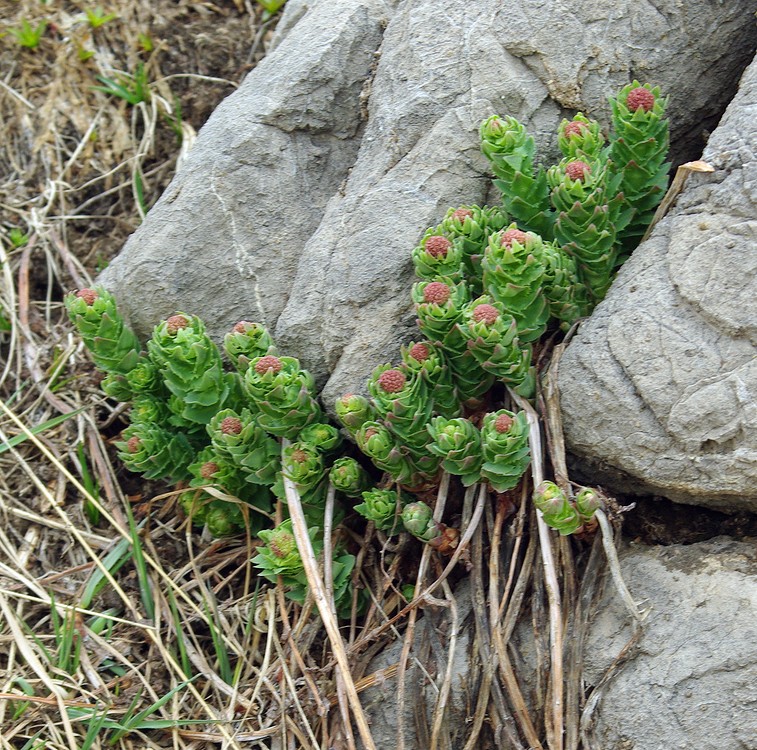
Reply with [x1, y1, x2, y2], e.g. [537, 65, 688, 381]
[626, 87, 655, 112]
[451, 208, 473, 222]
[166, 315, 189, 335]
[363, 428, 378, 440]
[76, 288, 98, 305]
[422, 282, 451, 304]
[201, 462, 219, 479]
[564, 120, 585, 138]
[565, 160, 591, 182]
[472, 304, 499, 325]
[377, 369, 406, 393]
[221, 417, 243, 435]
[233, 321, 253, 333]
[126, 435, 141, 453]
[409, 343, 430, 362]
[290, 449, 308, 464]
[255, 355, 282, 375]
[501, 229, 528, 248]
[494, 413, 513, 433]
[425, 235, 452, 258]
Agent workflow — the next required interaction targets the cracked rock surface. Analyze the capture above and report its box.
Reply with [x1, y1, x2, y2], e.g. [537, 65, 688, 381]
[558, 54, 757, 512]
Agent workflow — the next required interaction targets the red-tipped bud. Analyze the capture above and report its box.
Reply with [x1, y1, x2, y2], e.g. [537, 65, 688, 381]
[166, 315, 189, 335]
[501, 229, 528, 248]
[290, 449, 308, 464]
[494, 413, 513, 433]
[409, 343, 430, 362]
[76, 288, 98, 305]
[626, 87, 655, 112]
[452, 208, 474, 222]
[270, 532, 296, 559]
[221, 417, 243, 435]
[363, 427, 378, 440]
[422, 282, 451, 304]
[233, 320, 253, 333]
[425, 235, 452, 258]
[377, 369, 406, 393]
[564, 120, 585, 137]
[565, 160, 591, 182]
[472, 304, 499, 325]
[126, 435, 141, 453]
[201, 462, 219, 479]
[255, 355, 282, 375]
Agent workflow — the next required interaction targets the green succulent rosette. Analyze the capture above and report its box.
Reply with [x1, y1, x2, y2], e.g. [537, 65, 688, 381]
[146, 313, 230, 424]
[558, 114, 606, 161]
[433, 204, 509, 287]
[100, 372, 134, 402]
[115, 422, 194, 482]
[457, 298, 535, 398]
[480, 410, 531, 492]
[540, 240, 592, 329]
[412, 277, 469, 351]
[223, 320, 277, 375]
[254, 519, 313, 580]
[401, 501, 440, 542]
[298, 422, 342, 454]
[205, 500, 247, 537]
[207, 408, 280, 486]
[65, 287, 142, 375]
[179, 489, 212, 526]
[609, 81, 670, 257]
[480, 115, 554, 240]
[281, 441, 325, 492]
[411, 230, 466, 282]
[400, 340, 460, 419]
[533, 481, 583, 535]
[188, 446, 246, 498]
[574, 487, 601, 523]
[548, 158, 626, 302]
[481, 226, 550, 342]
[335, 393, 376, 434]
[355, 421, 416, 485]
[354, 488, 403, 531]
[243, 355, 323, 438]
[130, 395, 171, 427]
[426, 416, 483, 486]
[329, 457, 372, 497]
[125, 356, 164, 396]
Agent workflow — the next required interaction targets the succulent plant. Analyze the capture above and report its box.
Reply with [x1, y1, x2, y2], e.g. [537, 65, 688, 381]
[480, 410, 531, 492]
[533, 481, 582, 535]
[329, 457, 372, 497]
[125, 356, 164, 396]
[335, 393, 376, 433]
[412, 277, 470, 351]
[574, 487, 602, 522]
[557, 114, 606, 161]
[540, 240, 592, 330]
[115, 422, 194, 482]
[298, 422, 342, 454]
[282, 441, 325, 492]
[609, 81, 670, 258]
[411, 231, 466, 282]
[354, 488, 403, 531]
[401, 501, 440, 542]
[146, 313, 230, 424]
[224, 320, 277, 375]
[426, 416, 483, 486]
[399, 340, 460, 419]
[243, 355, 323, 438]
[100, 372, 134, 402]
[65, 287, 142, 375]
[480, 115, 553, 240]
[355, 421, 415, 485]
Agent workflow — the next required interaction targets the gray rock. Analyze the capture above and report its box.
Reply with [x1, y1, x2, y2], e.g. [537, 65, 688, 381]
[558, 54, 757, 512]
[584, 537, 757, 750]
[100, 0, 757, 412]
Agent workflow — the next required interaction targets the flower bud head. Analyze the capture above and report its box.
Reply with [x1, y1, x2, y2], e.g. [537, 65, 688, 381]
[501, 229, 527, 248]
[565, 161, 591, 182]
[409, 342, 430, 362]
[76, 288, 98, 305]
[165, 315, 189, 335]
[233, 320, 254, 333]
[425, 235, 451, 258]
[452, 208, 474, 222]
[290, 449, 308, 464]
[422, 282, 451, 304]
[472, 303, 499, 325]
[255, 355, 282, 375]
[126, 435, 141, 453]
[200, 462, 219, 479]
[626, 86, 655, 112]
[494, 413, 513, 433]
[377, 369, 406, 394]
[564, 120, 585, 137]
[221, 416, 243, 435]
[269, 531, 297, 559]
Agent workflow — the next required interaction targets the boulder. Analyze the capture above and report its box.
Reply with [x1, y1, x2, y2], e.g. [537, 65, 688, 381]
[558, 54, 757, 512]
[99, 0, 757, 416]
[584, 537, 757, 750]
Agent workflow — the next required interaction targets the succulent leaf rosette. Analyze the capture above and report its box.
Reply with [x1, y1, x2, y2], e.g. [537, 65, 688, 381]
[100, 372, 134, 402]
[298, 422, 342, 454]
[146, 313, 230, 424]
[411, 231, 466, 282]
[188, 445, 246, 498]
[329, 457, 372, 497]
[480, 115, 553, 240]
[480, 410, 531, 492]
[533, 481, 583, 535]
[574, 487, 602, 523]
[426, 416, 483, 486]
[400, 340, 460, 418]
[401, 501, 440, 542]
[335, 393, 376, 434]
[243, 355, 323, 438]
[355, 421, 415, 485]
[115, 422, 194, 482]
[412, 277, 470, 351]
[224, 320, 277, 375]
[540, 240, 592, 329]
[281, 441, 325, 492]
[481, 226, 550, 342]
[557, 114, 606, 161]
[354, 488, 403, 531]
[65, 287, 142, 375]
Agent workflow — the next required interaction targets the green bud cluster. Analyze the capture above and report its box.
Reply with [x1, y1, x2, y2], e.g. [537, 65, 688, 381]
[354, 488, 404, 531]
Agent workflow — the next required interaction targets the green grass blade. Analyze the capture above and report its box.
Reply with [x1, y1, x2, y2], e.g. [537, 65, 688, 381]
[124, 501, 154, 621]
[0, 407, 85, 455]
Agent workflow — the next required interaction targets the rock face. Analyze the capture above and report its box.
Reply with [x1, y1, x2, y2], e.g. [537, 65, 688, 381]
[584, 537, 757, 750]
[558, 55, 757, 512]
[100, 0, 757, 416]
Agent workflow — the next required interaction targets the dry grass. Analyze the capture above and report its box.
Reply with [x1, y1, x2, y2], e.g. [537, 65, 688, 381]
[0, 2, 639, 748]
